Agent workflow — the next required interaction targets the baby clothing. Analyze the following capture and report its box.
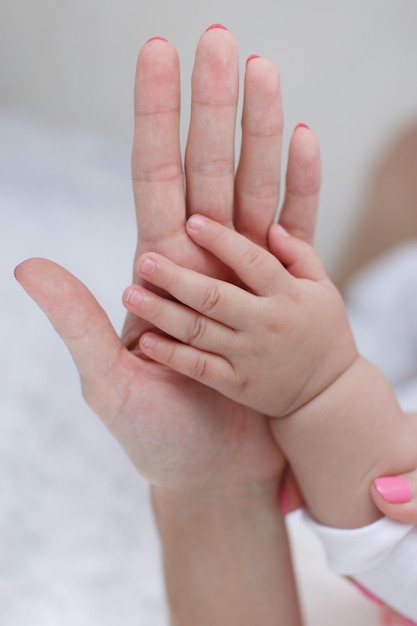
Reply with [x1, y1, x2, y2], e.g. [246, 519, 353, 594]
[303, 512, 417, 623]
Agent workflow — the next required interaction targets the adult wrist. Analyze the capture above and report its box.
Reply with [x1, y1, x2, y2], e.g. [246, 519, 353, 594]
[151, 477, 301, 626]
[151, 476, 284, 524]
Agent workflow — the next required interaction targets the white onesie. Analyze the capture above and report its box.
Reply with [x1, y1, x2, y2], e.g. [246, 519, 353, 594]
[303, 512, 417, 621]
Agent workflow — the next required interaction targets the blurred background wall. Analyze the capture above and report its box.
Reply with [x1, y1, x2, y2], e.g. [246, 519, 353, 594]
[2, 0, 417, 273]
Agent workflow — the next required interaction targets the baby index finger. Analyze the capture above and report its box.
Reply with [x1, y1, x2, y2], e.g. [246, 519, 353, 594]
[135, 252, 253, 329]
[124, 284, 234, 354]
[186, 215, 286, 295]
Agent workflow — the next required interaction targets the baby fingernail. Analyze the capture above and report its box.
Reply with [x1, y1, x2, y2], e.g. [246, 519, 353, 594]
[374, 476, 412, 504]
[276, 224, 290, 237]
[125, 288, 143, 306]
[141, 334, 156, 350]
[187, 215, 207, 231]
[139, 257, 156, 274]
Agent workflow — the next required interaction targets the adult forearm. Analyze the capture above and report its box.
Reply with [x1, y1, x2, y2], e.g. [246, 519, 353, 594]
[152, 480, 302, 626]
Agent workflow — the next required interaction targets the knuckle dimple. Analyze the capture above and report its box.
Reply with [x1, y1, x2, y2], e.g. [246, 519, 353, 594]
[191, 355, 207, 380]
[187, 315, 207, 344]
[236, 375, 249, 398]
[242, 245, 262, 268]
[200, 283, 221, 313]
[162, 265, 177, 293]
[152, 297, 165, 323]
[164, 342, 177, 368]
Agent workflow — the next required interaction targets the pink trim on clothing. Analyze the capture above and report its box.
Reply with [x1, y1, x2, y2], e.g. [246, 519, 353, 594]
[352, 580, 384, 606]
[351, 580, 417, 626]
[379, 605, 417, 626]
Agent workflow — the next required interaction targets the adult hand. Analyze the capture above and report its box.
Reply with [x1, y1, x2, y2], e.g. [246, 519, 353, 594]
[15, 27, 320, 493]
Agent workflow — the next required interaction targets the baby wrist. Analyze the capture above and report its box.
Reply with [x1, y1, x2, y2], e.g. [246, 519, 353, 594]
[273, 356, 413, 528]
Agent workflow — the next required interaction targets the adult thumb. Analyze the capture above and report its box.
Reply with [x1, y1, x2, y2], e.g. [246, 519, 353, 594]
[371, 470, 417, 526]
[15, 258, 125, 416]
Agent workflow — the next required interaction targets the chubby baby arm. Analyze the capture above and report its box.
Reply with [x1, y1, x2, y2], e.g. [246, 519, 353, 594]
[124, 216, 417, 531]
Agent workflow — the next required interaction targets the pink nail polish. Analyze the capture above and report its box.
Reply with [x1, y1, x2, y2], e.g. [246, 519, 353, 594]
[374, 476, 412, 504]
[294, 123, 310, 132]
[205, 23, 228, 32]
[146, 36, 168, 44]
[246, 54, 261, 69]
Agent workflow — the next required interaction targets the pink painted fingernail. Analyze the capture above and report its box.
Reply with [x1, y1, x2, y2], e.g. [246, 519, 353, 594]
[187, 215, 207, 231]
[374, 476, 412, 504]
[139, 257, 157, 274]
[146, 36, 168, 44]
[205, 23, 228, 32]
[294, 123, 310, 132]
[246, 54, 261, 69]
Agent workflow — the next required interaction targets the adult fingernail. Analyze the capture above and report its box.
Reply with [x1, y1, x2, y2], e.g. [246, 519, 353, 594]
[205, 24, 228, 32]
[246, 54, 261, 69]
[294, 123, 310, 132]
[146, 36, 168, 44]
[374, 476, 412, 504]
[187, 215, 207, 231]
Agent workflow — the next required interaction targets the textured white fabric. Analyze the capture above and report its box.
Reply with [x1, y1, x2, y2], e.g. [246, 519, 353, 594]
[303, 511, 417, 621]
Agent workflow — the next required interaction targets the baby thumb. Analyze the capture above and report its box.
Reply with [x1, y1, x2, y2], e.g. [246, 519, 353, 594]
[268, 222, 328, 282]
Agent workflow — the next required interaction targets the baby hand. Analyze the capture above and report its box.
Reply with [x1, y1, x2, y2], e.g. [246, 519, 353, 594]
[123, 215, 358, 418]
